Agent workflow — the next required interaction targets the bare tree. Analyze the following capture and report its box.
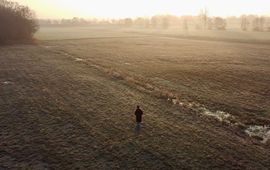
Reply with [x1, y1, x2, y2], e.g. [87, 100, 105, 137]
[214, 17, 226, 30]
[252, 17, 262, 31]
[199, 8, 208, 30]
[151, 16, 158, 28]
[241, 15, 249, 31]
[207, 18, 213, 30]
[259, 17, 265, 31]
[183, 19, 188, 31]
[267, 19, 270, 32]
[124, 18, 133, 27]
[134, 17, 150, 28]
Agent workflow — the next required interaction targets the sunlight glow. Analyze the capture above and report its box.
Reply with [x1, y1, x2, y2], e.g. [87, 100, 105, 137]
[14, 0, 270, 19]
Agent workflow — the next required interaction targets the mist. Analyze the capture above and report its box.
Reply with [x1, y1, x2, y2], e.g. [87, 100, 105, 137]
[1, 0, 270, 169]
[14, 0, 270, 19]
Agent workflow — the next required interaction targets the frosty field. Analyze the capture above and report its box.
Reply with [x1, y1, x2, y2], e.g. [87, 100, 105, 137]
[1, 27, 270, 169]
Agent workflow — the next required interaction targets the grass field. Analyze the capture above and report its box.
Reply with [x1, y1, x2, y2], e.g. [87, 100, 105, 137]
[1, 26, 270, 169]
[36, 26, 270, 43]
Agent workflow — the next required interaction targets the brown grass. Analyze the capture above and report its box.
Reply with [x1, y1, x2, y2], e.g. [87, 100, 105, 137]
[1, 31, 270, 169]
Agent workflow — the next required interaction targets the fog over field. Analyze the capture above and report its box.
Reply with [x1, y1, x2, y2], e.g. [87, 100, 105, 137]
[1, 0, 270, 169]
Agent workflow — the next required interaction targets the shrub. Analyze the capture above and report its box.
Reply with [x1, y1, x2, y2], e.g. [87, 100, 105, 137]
[0, 0, 39, 44]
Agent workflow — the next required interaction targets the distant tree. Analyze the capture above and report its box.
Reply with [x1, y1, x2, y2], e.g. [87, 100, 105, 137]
[38, 19, 53, 26]
[144, 18, 150, 28]
[71, 17, 80, 25]
[267, 19, 270, 32]
[134, 17, 150, 28]
[151, 16, 158, 28]
[207, 18, 213, 30]
[124, 18, 133, 27]
[0, 0, 39, 44]
[60, 19, 70, 25]
[252, 17, 265, 31]
[241, 15, 249, 31]
[134, 17, 144, 27]
[213, 17, 226, 30]
[199, 8, 209, 30]
[182, 19, 188, 31]
[162, 16, 169, 29]
[259, 17, 265, 31]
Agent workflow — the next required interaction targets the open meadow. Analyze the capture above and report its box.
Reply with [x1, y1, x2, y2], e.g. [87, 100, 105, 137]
[1, 26, 270, 169]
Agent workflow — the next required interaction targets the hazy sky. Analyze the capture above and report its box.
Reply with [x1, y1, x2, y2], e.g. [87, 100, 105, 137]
[14, 0, 270, 19]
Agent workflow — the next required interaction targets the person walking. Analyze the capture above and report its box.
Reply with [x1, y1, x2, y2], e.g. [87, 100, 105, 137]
[135, 105, 143, 130]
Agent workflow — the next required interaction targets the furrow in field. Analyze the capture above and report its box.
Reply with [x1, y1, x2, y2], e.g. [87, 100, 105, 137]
[48, 47, 270, 144]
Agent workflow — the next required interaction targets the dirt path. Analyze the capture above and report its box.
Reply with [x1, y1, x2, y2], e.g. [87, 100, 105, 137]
[0, 44, 270, 169]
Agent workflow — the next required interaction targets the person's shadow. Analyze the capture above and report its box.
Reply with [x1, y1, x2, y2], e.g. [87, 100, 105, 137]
[134, 123, 142, 135]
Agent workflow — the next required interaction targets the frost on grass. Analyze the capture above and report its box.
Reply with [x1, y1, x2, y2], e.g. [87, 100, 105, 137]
[75, 58, 83, 61]
[3, 81, 12, 85]
[201, 108, 233, 123]
[168, 95, 270, 144]
[245, 125, 270, 143]
[43, 45, 56, 49]
[167, 97, 234, 123]
[87, 63, 268, 144]
[172, 98, 178, 105]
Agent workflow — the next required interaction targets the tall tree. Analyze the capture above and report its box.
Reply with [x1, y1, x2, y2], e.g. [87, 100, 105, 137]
[252, 17, 261, 31]
[259, 17, 265, 31]
[151, 16, 158, 28]
[241, 15, 249, 31]
[199, 8, 208, 30]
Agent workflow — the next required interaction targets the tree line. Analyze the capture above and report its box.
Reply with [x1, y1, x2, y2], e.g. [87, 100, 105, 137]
[39, 14, 270, 32]
[0, 0, 39, 44]
[240, 15, 269, 31]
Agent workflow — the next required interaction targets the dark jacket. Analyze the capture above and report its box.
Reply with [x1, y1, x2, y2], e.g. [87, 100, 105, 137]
[135, 108, 143, 122]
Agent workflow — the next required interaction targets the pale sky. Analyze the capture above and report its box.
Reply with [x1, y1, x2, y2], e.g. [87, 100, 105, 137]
[14, 0, 270, 19]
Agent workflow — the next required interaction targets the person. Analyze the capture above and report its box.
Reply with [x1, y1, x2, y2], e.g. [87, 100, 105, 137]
[135, 105, 143, 129]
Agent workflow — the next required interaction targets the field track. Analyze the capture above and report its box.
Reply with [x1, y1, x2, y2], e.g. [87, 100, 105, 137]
[1, 35, 270, 169]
